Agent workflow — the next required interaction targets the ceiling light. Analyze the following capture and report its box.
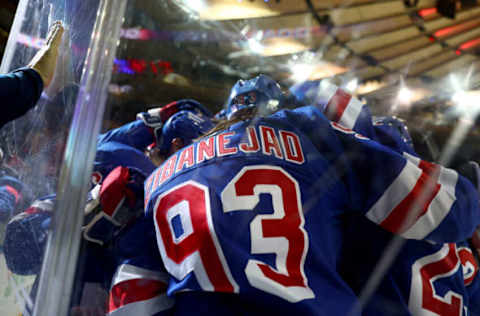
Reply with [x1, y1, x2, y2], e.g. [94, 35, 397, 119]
[184, 0, 206, 12]
[291, 63, 312, 82]
[196, 1, 276, 20]
[397, 86, 413, 104]
[247, 38, 264, 54]
[289, 61, 347, 82]
[417, 7, 437, 18]
[260, 38, 308, 56]
[451, 90, 480, 117]
[345, 79, 358, 93]
[452, 90, 467, 104]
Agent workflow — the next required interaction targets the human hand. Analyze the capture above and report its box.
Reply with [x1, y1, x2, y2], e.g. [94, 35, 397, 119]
[4, 197, 53, 274]
[27, 21, 64, 87]
[136, 99, 212, 148]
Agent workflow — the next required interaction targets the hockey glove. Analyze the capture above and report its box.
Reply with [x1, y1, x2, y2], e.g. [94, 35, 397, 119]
[83, 166, 145, 246]
[4, 197, 54, 275]
[0, 175, 26, 222]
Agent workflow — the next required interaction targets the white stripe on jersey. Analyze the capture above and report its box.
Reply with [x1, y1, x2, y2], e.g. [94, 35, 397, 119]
[365, 160, 422, 224]
[111, 264, 169, 289]
[108, 264, 173, 315]
[338, 94, 364, 130]
[320, 81, 364, 129]
[401, 155, 458, 239]
[315, 81, 337, 109]
[366, 153, 458, 240]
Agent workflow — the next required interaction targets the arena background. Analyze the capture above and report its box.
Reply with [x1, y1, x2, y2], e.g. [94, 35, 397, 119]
[3, 0, 480, 162]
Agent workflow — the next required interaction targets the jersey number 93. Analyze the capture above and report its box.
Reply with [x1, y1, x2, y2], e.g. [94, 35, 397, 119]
[153, 165, 314, 303]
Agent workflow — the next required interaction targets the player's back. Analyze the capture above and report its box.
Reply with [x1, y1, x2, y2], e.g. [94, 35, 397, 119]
[340, 214, 480, 316]
[289, 82, 480, 316]
[144, 106, 361, 315]
[336, 112, 480, 316]
[145, 103, 480, 315]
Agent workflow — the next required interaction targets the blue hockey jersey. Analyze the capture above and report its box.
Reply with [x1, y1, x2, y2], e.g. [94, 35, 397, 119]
[137, 105, 480, 316]
[340, 216, 480, 316]
[314, 84, 480, 316]
[94, 120, 156, 183]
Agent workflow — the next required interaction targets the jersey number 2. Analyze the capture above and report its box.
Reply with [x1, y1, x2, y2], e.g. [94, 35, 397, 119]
[409, 243, 478, 316]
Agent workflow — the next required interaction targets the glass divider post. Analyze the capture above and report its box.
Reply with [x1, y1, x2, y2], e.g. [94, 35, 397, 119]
[33, 0, 128, 315]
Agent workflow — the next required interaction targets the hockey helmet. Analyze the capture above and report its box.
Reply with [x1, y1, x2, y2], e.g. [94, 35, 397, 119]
[159, 99, 213, 120]
[137, 99, 213, 150]
[373, 116, 414, 150]
[214, 108, 228, 121]
[158, 110, 214, 155]
[226, 74, 284, 119]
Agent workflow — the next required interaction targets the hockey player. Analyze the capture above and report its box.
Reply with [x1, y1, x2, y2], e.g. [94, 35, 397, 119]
[3, 102, 213, 313]
[293, 80, 480, 315]
[0, 98, 206, 250]
[97, 98, 213, 172]
[118, 75, 480, 316]
[4, 98, 213, 269]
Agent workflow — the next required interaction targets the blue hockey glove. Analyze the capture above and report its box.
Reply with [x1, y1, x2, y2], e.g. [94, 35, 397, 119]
[83, 166, 145, 246]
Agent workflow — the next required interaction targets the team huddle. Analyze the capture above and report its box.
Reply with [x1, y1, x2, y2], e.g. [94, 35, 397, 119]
[2, 75, 480, 315]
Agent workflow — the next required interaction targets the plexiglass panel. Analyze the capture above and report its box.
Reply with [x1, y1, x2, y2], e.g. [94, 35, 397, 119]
[2, 0, 480, 315]
[0, 0, 107, 315]
[1, 0, 98, 199]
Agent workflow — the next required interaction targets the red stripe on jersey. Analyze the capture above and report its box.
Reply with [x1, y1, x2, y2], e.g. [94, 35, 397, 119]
[380, 160, 441, 234]
[24, 207, 43, 215]
[4, 185, 20, 203]
[108, 278, 167, 313]
[325, 88, 352, 123]
[421, 244, 462, 315]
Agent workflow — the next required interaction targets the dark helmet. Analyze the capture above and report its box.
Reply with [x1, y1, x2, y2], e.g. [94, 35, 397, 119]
[373, 116, 414, 150]
[158, 110, 214, 155]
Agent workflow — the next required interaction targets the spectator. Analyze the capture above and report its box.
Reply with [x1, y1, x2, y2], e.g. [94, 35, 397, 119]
[0, 21, 64, 129]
